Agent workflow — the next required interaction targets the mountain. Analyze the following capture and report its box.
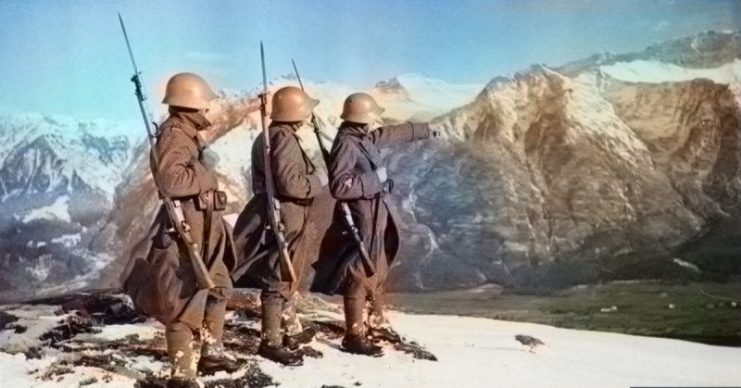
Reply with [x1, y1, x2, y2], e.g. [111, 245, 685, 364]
[383, 31, 741, 290]
[1, 31, 740, 301]
[0, 114, 138, 300]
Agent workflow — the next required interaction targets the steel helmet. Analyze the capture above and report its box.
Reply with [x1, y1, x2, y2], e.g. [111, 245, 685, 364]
[340, 93, 385, 124]
[270, 86, 319, 122]
[162, 72, 217, 110]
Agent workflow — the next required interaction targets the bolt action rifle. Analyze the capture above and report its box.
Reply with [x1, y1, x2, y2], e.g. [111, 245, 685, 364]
[291, 59, 376, 277]
[118, 14, 215, 290]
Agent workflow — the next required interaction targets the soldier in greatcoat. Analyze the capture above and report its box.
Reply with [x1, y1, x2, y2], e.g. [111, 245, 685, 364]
[123, 73, 242, 388]
[312, 93, 438, 356]
[232, 86, 328, 366]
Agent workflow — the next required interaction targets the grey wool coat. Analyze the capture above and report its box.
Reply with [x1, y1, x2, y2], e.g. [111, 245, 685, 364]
[231, 122, 326, 298]
[311, 121, 431, 296]
[123, 111, 235, 330]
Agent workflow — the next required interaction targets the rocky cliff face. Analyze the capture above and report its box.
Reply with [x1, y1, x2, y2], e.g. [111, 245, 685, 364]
[384, 68, 741, 290]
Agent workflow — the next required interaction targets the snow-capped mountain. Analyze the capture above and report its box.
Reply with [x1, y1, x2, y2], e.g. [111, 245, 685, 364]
[0, 114, 139, 300]
[371, 73, 483, 122]
[382, 31, 741, 290]
[2, 31, 741, 301]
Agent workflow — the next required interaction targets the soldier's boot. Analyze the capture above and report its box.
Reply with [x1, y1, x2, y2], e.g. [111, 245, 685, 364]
[166, 378, 199, 388]
[366, 294, 400, 343]
[258, 291, 303, 366]
[198, 298, 243, 375]
[282, 297, 315, 350]
[342, 294, 383, 357]
[166, 322, 198, 384]
[284, 327, 316, 351]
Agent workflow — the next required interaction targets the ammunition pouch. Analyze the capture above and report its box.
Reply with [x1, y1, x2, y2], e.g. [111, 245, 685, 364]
[214, 190, 228, 211]
[194, 190, 228, 212]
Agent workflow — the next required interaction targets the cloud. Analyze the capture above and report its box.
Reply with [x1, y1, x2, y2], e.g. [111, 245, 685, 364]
[652, 20, 670, 33]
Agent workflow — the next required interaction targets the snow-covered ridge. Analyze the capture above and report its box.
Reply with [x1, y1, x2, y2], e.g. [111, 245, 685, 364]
[372, 73, 484, 121]
[600, 59, 741, 84]
[21, 195, 71, 223]
[0, 113, 139, 197]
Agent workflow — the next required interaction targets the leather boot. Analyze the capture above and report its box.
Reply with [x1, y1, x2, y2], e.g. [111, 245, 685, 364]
[257, 340, 304, 366]
[198, 298, 243, 374]
[198, 344, 243, 375]
[283, 326, 316, 350]
[342, 292, 383, 357]
[258, 290, 304, 366]
[166, 322, 196, 380]
[166, 377, 199, 388]
[342, 333, 384, 357]
[167, 377, 200, 388]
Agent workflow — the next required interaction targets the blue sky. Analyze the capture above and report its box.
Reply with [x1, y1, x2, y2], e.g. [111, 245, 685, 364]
[0, 0, 738, 120]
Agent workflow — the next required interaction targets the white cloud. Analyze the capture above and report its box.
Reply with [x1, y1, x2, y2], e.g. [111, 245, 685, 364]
[652, 20, 670, 33]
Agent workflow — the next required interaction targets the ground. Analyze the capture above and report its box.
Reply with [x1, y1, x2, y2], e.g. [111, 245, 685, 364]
[0, 289, 740, 388]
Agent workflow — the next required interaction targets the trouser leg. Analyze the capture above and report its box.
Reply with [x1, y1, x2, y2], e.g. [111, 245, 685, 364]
[282, 294, 303, 337]
[166, 322, 196, 379]
[260, 290, 285, 347]
[201, 296, 227, 356]
[343, 280, 367, 336]
[367, 288, 387, 329]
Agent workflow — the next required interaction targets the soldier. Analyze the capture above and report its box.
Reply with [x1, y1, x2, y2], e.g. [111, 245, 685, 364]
[125, 73, 241, 388]
[312, 93, 439, 356]
[232, 86, 328, 366]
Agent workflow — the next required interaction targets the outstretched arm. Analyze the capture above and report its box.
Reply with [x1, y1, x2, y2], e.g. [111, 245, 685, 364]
[369, 122, 432, 148]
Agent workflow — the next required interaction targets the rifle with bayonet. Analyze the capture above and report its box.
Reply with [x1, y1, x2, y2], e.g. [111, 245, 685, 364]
[260, 43, 298, 284]
[291, 59, 376, 277]
[118, 14, 215, 290]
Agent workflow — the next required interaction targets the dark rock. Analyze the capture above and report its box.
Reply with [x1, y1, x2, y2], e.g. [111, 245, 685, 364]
[0, 310, 19, 330]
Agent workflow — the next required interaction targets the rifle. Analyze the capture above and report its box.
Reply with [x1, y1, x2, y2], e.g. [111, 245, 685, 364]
[118, 14, 215, 290]
[260, 43, 298, 283]
[291, 59, 376, 277]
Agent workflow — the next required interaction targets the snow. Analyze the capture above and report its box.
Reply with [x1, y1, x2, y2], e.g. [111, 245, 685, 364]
[372, 73, 483, 121]
[0, 113, 138, 199]
[1, 304, 739, 388]
[22, 196, 71, 223]
[600, 59, 741, 84]
[222, 212, 239, 228]
[0, 353, 139, 388]
[0, 305, 66, 353]
[84, 321, 162, 342]
[256, 311, 741, 388]
[50, 233, 82, 247]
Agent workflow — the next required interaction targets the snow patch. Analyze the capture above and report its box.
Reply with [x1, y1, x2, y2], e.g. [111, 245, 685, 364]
[50, 233, 82, 247]
[22, 196, 71, 223]
[601, 59, 741, 84]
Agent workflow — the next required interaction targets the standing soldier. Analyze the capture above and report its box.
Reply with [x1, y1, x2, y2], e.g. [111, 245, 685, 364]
[232, 86, 328, 366]
[125, 73, 241, 388]
[312, 93, 438, 356]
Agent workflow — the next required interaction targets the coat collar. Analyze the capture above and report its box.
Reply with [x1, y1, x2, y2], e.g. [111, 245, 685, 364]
[168, 110, 211, 138]
[338, 121, 370, 138]
[270, 122, 303, 140]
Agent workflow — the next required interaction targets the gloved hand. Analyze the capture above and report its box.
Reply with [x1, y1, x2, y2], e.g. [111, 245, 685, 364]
[375, 167, 388, 183]
[314, 169, 329, 187]
[200, 147, 220, 169]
